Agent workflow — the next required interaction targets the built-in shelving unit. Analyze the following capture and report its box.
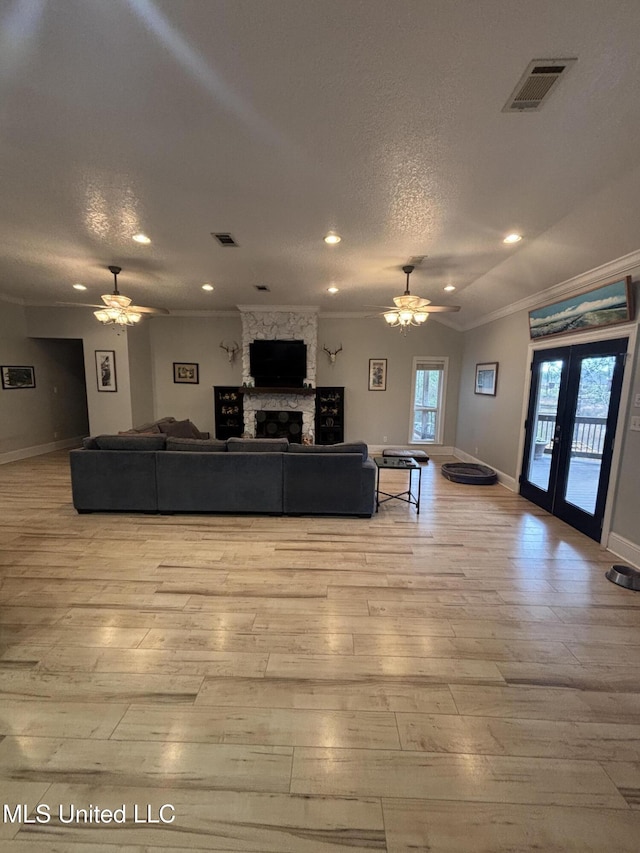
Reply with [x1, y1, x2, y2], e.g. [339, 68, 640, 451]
[315, 386, 344, 445]
[213, 386, 244, 440]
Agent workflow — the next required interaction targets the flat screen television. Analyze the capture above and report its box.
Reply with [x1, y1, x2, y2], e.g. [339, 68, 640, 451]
[249, 339, 307, 388]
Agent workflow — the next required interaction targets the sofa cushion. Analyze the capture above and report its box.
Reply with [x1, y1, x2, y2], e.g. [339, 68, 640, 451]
[289, 441, 368, 461]
[94, 434, 167, 451]
[227, 437, 289, 453]
[157, 452, 284, 513]
[166, 437, 227, 452]
[82, 437, 99, 449]
[283, 452, 375, 516]
[70, 448, 159, 512]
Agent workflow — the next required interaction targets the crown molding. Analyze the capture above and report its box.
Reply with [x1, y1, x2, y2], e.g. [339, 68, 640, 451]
[462, 248, 640, 331]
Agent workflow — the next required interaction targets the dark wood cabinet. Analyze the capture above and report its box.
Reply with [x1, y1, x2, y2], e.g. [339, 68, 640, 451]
[213, 386, 244, 440]
[315, 386, 344, 444]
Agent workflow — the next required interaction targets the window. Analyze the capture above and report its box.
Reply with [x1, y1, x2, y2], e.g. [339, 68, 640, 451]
[410, 357, 448, 444]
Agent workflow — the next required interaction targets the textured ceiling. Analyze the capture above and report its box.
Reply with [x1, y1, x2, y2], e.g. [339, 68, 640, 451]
[2, 0, 640, 328]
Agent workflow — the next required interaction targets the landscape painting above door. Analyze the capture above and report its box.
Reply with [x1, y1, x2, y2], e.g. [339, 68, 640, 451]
[528, 276, 633, 340]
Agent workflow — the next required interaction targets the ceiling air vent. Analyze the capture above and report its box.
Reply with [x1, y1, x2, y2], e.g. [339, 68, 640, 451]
[502, 58, 577, 112]
[254, 284, 270, 292]
[212, 232, 238, 246]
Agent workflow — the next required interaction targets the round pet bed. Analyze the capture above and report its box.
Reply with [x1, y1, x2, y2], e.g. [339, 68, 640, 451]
[441, 462, 497, 485]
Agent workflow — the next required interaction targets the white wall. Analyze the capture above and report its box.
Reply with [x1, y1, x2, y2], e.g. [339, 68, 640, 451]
[0, 300, 87, 454]
[127, 322, 154, 427]
[148, 315, 243, 435]
[145, 313, 463, 443]
[26, 307, 133, 434]
[456, 310, 530, 477]
[317, 316, 463, 446]
[609, 279, 640, 550]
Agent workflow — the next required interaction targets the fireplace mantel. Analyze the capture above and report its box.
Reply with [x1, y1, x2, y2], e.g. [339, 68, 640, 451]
[238, 387, 316, 396]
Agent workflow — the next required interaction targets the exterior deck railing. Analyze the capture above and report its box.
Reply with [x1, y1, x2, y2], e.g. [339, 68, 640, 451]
[536, 414, 607, 458]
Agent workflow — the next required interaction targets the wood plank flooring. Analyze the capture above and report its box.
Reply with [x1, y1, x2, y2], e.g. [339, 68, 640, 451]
[1, 450, 639, 851]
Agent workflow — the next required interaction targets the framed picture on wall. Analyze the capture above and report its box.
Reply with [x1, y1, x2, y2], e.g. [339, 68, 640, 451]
[368, 358, 387, 391]
[474, 362, 498, 396]
[173, 362, 199, 384]
[95, 350, 117, 392]
[1, 365, 36, 389]
[528, 276, 633, 340]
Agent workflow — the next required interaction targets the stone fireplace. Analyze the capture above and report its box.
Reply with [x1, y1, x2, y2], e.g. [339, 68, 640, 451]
[239, 306, 318, 439]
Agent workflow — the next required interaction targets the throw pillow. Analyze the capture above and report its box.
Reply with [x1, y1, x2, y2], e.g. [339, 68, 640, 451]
[119, 425, 161, 435]
[133, 417, 175, 432]
[158, 419, 202, 439]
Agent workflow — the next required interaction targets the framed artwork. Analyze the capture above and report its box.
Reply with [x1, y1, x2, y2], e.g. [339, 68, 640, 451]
[173, 362, 199, 384]
[475, 362, 498, 396]
[95, 350, 117, 392]
[1, 365, 36, 390]
[368, 358, 387, 391]
[528, 276, 634, 340]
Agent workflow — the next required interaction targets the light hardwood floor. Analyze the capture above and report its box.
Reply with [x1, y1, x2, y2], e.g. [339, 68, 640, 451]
[1, 450, 639, 851]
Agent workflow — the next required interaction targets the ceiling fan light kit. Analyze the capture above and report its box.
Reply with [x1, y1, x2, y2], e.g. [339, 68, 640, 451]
[383, 265, 459, 333]
[93, 266, 144, 328]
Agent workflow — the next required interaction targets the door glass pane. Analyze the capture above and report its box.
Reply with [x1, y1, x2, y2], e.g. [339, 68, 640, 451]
[527, 359, 563, 491]
[563, 355, 615, 514]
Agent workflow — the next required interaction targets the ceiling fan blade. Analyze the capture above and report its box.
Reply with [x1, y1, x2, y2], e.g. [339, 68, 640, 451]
[55, 301, 168, 314]
[56, 301, 104, 308]
[421, 305, 461, 312]
[130, 305, 170, 315]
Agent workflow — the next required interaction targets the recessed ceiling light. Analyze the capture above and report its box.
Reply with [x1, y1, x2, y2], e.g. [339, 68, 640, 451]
[443, 284, 456, 292]
[132, 233, 151, 244]
[503, 233, 522, 244]
[324, 231, 341, 245]
[72, 283, 86, 291]
[327, 286, 339, 294]
[202, 283, 214, 291]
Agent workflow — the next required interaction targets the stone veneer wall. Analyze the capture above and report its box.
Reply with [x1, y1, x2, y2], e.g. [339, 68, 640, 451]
[239, 308, 318, 438]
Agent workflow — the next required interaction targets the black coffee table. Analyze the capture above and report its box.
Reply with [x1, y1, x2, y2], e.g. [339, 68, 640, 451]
[374, 456, 421, 513]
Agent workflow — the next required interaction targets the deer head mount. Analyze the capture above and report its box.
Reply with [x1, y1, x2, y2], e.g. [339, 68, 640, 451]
[323, 344, 343, 364]
[220, 341, 239, 363]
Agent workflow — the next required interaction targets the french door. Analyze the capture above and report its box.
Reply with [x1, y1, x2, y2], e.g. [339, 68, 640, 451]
[520, 337, 627, 541]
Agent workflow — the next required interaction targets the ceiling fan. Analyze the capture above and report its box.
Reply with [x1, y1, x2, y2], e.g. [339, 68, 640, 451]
[61, 265, 169, 327]
[380, 264, 460, 332]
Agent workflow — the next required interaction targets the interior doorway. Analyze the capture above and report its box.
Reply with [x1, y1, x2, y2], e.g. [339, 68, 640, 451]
[519, 337, 628, 541]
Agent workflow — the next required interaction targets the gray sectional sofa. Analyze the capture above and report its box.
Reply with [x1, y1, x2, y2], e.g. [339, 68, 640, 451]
[69, 435, 376, 517]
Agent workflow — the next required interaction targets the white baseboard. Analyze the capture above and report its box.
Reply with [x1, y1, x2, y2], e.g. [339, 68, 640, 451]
[452, 447, 517, 492]
[0, 436, 84, 466]
[606, 532, 640, 570]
